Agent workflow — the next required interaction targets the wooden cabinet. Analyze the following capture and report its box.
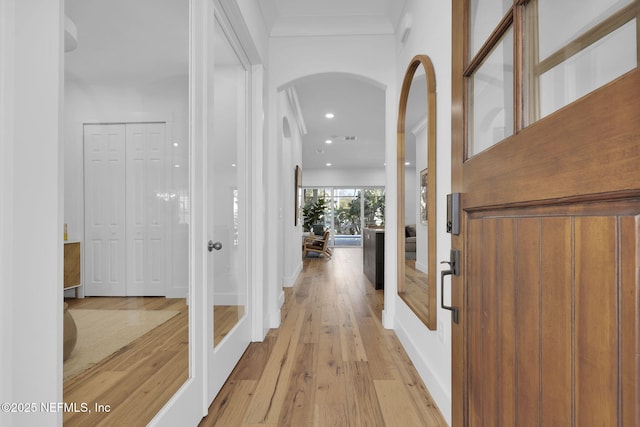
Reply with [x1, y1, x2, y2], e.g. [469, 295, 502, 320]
[363, 228, 384, 289]
[64, 242, 81, 292]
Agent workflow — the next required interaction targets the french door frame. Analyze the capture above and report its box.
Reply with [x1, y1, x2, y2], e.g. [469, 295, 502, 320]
[153, 0, 264, 423]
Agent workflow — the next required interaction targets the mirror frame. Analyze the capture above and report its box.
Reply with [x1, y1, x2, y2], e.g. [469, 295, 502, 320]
[397, 55, 437, 330]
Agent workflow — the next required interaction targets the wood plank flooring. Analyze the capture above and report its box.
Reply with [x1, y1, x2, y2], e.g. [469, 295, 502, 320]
[63, 297, 189, 427]
[214, 305, 245, 347]
[200, 247, 447, 427]
[62, 248, 446, 426]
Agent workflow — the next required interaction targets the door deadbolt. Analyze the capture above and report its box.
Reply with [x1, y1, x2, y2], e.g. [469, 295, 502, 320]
[208, 240, 222, 252]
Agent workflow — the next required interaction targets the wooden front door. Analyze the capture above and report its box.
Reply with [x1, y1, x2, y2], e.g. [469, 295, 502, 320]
[451, 1, 639, 426]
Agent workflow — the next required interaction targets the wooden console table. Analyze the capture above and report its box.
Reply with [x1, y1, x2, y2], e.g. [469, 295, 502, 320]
[363, 228, 384, 289]
[64, 241, 81, 297]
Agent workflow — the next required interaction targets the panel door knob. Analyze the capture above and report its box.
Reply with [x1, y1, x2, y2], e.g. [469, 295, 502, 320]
[208, 240, 222, 252]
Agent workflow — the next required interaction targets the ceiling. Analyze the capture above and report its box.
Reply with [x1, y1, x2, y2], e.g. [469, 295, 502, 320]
[258, 0, 406, 37]
[64, 0, 189, 85]
[260, 0, 407, 171]
[293, 74, 386, 170]
[65, 0, 407, 172]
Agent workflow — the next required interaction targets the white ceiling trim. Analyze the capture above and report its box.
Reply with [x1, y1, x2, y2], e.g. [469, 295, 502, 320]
[269, 15, 394, 37]
[285, 86, 307, 136]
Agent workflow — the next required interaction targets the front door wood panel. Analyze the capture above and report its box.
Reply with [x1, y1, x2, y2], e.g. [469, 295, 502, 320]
[465, 209, 639, 426]
[451, 2, 640, 425]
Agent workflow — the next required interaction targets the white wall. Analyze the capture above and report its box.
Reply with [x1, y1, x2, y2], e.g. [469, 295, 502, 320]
[0, 1, 64, 425]
[64, 76, 189, 297]
[393, 0, 453, 424]
[0, 0, 14, 416]
[302, 167, 385, 188]
[236, 0, 270, 63]
[278, 93, 304, 288]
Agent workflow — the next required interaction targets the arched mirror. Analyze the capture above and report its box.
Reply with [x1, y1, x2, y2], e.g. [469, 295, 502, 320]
[397, 55, 437, 330]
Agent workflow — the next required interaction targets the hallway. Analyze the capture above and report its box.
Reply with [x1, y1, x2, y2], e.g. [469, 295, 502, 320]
[200, 248, 447, 426]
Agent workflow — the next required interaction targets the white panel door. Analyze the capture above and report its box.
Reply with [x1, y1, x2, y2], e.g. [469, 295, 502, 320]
[126, 123, 168, 296]
[84, 124, 127, 296]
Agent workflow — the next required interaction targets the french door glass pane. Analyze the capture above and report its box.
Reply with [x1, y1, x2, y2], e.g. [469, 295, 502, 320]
[470, 0, 512, 59]
[468, 27, 514, 157]
[536, 0, 635, 61]
[211, 20, 247, 348]
[63, 0, 190, 423]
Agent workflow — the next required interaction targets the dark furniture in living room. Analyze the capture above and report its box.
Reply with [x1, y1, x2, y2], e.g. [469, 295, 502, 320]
[363, 228, 384, 289]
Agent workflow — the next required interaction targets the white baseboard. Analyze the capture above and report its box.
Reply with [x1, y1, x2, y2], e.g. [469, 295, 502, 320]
[269, 308, 281, 329]
[165, 287, 188, 298]
[382, 309, 394, 329]
[394, 317, 452, 426]
[415, 260, 428, 274]
[278, 289, 285, 309]
[283, 261, 302, 287]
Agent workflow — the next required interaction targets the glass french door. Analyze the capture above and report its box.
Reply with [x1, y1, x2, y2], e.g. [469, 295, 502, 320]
[206, 8, 251, 403]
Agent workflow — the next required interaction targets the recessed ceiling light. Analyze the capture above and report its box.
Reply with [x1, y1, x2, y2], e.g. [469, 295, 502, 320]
[326, 163, 332, 167]
[174, 164, 181, 168]
[173, 142, 179, 147]
[405, 162, 411, 166]
[231, 163, 237, 167]
[325, 139, 332, 144]
[325, 113, 334, 119]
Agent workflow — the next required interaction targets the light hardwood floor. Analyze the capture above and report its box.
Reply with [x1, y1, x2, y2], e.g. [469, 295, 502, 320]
[200, 247, 447, 426]
[63, 248, 446, 426]
[63, 297, 189, 427]
[63, 298, 245, 426]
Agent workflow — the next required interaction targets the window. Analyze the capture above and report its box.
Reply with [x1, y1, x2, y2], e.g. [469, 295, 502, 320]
[303, 187, 385, 247]
[465, 0, 639, 158]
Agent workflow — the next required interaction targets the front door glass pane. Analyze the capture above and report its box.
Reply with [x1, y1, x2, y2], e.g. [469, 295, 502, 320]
[536, 0, 635, 61]
[468, 27, 514, 157]
[538, 19, 637, 119]
[529, 0, 638, 121]
[470, 0, 512, 59]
